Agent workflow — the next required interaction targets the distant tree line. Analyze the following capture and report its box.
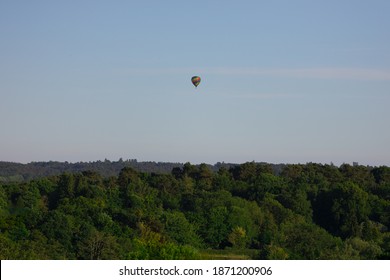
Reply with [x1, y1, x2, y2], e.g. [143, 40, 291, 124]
[0, 159, 183, 182]
[0, 162, 389, 259]
[0, 160, 286, 183]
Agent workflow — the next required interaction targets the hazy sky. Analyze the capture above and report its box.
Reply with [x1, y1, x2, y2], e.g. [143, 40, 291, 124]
[1, 0, 389, 166]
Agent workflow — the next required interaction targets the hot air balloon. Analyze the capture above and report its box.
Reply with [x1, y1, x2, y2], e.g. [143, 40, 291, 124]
[191, 76, 201, 88]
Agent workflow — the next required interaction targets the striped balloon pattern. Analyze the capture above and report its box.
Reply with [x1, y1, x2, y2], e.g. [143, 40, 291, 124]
[191, 76, 201, 88]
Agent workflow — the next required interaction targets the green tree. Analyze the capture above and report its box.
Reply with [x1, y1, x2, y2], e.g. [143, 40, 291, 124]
[196, 163, 214, 190]
[314, 182, 371, 239]
[118, 167, 139, 187]
[345, 237, 382, 259]
[279, 216, 343, 259]
[162, 210, 201, 247]
[57, 173, 75, 199]
[278, 185, 313, 221]
[127, 223, 199, 259]
[331, 182, 370, 238]
[78, 229, 120, 259]
[228, 226, 246, 249]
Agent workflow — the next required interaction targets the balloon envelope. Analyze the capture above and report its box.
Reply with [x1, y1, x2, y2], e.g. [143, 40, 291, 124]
[191, 76, 201, 87]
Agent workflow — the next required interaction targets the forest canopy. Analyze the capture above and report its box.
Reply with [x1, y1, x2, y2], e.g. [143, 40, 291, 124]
[1, 162, 389, 260]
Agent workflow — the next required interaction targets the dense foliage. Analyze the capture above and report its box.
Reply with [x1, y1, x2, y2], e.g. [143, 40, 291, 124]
[1, 162, 389, 259]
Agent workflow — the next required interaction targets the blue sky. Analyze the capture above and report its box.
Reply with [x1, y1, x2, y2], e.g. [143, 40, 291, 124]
[1, 0, 389, 166]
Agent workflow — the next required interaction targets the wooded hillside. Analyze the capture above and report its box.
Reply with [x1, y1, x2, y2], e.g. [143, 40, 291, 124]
[1, 162, 389, 259]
